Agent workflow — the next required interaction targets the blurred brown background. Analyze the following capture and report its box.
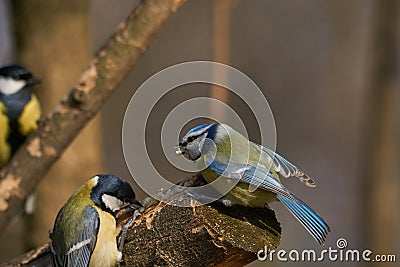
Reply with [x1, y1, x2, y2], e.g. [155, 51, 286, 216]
[0, 0, 399, 266]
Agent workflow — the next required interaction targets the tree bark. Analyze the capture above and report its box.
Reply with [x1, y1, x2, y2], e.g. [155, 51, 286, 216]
[0, 0, 186, 234]
[121, 200, 280, 266]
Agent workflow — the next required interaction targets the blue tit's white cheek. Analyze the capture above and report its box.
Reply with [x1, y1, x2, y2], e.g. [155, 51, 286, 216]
[186, 142, 201, 161]
[200, 138, 217, 166]
[0, 77, 26, 95]
[101, 194, 125, 212]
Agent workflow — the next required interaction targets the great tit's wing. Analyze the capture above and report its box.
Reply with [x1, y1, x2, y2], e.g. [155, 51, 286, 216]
[63, 206, 99, 267]
[207, 158, 295, 200]
[277, 193, 330, 245]
[260, 146, 316, 187]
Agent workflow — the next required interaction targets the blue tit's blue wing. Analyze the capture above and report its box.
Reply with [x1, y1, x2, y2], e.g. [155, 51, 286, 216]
[207, 159, 295, 200]
[208, 158, 330, 245]
[63, 206, 99, 267]
[260, 146, 316, 187]
[276, 193, 330, 245]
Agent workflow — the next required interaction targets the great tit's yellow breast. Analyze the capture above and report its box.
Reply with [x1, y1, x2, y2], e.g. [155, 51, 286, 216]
[0, 102, 10, 167]
[89, 207, 119, 267]
[200, 168, 276, 208]
[18, 93, 41, 135]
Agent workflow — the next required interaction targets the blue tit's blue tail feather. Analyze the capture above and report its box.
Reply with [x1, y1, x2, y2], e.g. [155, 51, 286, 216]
[277, 194, 330, 245]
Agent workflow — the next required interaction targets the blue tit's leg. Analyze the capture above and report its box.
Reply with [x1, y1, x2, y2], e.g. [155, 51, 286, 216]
[185, 190, 236, 207]
[242, 217, 251, 224]
[118, 209, 141, 258]
[185, 190, 214, 203]
[219, 197, 235, 207]
[155, 175, 210, 205]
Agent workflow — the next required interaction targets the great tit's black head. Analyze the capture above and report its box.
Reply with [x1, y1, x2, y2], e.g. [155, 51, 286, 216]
[90, 174, 141, 216]
[177, 123, 222, 161]
[0, 65, 41, 95]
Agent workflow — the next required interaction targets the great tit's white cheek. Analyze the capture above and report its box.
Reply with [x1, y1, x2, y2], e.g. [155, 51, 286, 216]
[0, 77, 26, 95]
[102, 194, 124, 212]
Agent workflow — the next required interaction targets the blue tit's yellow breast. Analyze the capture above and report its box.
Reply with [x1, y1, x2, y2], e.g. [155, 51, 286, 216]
[200, 168, 276, 208]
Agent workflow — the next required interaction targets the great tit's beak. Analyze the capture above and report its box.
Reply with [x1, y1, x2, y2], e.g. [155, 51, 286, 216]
[129, 199, 142, 210]
[27, 76, 41, 86]
[120, 199, 142, 212]
[117, 199, 142, 223]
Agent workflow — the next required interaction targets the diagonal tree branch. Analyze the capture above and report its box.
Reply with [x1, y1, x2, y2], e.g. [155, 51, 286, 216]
[0, 0, 186, 234]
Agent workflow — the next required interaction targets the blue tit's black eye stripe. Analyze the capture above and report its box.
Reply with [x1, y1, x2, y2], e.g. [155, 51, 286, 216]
[180, 124, 218, 148]
[180, 136, 197, 147]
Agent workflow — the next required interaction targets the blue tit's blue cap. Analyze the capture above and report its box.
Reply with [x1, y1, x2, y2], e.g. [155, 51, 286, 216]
[188, 124, 211, 134]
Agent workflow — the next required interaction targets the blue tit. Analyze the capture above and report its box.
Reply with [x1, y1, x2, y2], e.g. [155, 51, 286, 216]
[0, 64, 42, 168]
[50, 174, 142, 267]
[177, 123, 330, 245]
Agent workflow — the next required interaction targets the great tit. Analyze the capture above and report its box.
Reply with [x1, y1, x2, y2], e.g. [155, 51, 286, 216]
[50, 174, 142, 267]
[177, 123, 330, 245]
[0, 64, 42, 168]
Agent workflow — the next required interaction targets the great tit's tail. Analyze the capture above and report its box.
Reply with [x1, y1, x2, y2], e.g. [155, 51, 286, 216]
[277, 194, 330, 245]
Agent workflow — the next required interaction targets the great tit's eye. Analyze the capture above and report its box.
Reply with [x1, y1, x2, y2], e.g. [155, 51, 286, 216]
[12, 73, 30, 80]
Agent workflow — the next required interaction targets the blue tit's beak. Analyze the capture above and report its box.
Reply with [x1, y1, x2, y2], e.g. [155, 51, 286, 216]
[27, 76, 41, 86]
[175, 145, 184, 155]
